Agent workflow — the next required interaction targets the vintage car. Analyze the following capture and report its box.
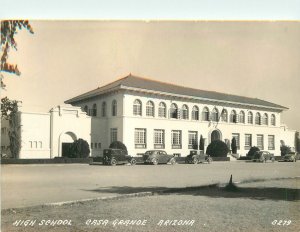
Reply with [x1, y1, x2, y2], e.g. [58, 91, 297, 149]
[252, 151, 275, 163]
[185, 150, 213, 164]
[103, 149, 136, 166]
[143, 150, 176, 165]
[282, 152, 298, 162]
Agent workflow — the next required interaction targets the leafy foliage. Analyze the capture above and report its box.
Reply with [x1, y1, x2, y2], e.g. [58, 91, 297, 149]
[199, 135, 205, 150]
[1, 20, 34, 88]
[280, 145, 291, 156]
[295, 132, 300, 153]
[231, 137, 237, 154]
[109, 141, 128, 152]
[206, 140, 229, 157]
[68, 139, 90, 158]
[247, 146, 260, 158]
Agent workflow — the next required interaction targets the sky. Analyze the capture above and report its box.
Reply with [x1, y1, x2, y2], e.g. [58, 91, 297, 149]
[1, 1, 300, 132]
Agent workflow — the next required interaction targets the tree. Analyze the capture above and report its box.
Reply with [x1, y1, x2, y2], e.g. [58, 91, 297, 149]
[295, 132, 300, 153]
[206, 140, 229, 157]
[280, 145, 291, 156]
[247, 146, 260, 158]
[109, 141, 128, 152]
[68, 139, 90, 158]
[231, 137, 237, 154]
[1, 20, 34, 88]
[199, 135, 205, 151]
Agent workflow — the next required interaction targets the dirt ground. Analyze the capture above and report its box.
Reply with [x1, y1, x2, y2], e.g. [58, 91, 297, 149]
[2, 178, 300, 232]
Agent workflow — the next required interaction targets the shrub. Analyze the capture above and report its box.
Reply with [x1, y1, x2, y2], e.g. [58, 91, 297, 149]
[199, 135, 205, 150]
[247, 146, 260, 158]
[206, 140, 229, 157]
[231, 137, 237, 154]
[109, 141, 127, 152]
[280, 145, 291, 156]
[296, 132, 300, 153]
[68, 138, 90, 158]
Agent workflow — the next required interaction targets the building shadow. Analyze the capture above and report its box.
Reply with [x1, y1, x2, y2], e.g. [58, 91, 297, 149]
[84, 184, 300, 202]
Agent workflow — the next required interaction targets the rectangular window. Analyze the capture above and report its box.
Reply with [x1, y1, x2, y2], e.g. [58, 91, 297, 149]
[110, 128, 118, 143]
[135, 128, 147, 148]
[232, 133, 240, 150]
[91, 143, 93, 149]
[95, 143, 98, 149]
[39, 141, 42, 149]
[268, 135, 275, 150]
[171, 130, 182, 149]
[154, 129, 165, 149]
[98, 143, 101, 149]
[245, 134, 252, 150]
[188, 131, 198, 149]
[257, 134, 264, 150]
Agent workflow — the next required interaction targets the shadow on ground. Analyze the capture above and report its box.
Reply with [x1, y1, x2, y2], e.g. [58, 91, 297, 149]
[84, 184, 300, 202]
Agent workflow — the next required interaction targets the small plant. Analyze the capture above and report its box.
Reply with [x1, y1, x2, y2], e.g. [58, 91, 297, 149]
[206, 140, 229, 157]
[247, 146, 260, 158]
[280, 145, 291, 156]
[68, 138, 90, 158]
[109, 141, 128, 152]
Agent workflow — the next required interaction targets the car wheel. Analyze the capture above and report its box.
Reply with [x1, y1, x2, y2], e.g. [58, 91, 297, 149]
[170, 158, 176, 165]
[110, 158, 117, 166]
[152, 158, 158, 165]
[130, 159, 136, 165]
[207, 157, 213, 164]
[271, 157, 275, 162]
[192, 158, 198, 164]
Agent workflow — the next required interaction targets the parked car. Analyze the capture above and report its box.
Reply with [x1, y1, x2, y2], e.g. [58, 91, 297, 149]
[252, 151, 275, 163]
[103, 149, 136, 166]
[282, 152, 298, 162]
[143, 150, 176, 165]
[185, 150, 213, 164]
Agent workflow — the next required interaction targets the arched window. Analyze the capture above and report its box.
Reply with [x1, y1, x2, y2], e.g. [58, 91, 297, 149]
[158, 102, 166, 118]
[221, 109, 228, 122]
[239, 111, 245, 123]
[181, 104, 189, 120]
[146, 101, 155, 117]
[101, 102, 107, 117]
[248, 111, 253, 124]
[211, 108, 219, 122]
[92, 104, 97, 116]
[271, 114, 276, 126]
[255, 112, 261, 125]
[191, 106, 199, 120]
[133, 99, 142, 116]
[84, 105, 88, 114]
[262, 113, 268, 125]
[230, 110, 237, 123]
[170, 103, 178, 119]
[112, 100, 117, 116]
[202, 107, 209, 121]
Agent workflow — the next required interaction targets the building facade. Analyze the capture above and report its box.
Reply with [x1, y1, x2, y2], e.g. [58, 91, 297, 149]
[1, 74, 297, 158]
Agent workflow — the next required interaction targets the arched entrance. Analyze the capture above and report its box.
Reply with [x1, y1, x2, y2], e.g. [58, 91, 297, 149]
[211, 130, 221, 142]
[59, 132, 77, 157]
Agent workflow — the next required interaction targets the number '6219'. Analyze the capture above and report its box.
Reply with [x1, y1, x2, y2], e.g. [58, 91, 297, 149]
[272, 220, 291, 226]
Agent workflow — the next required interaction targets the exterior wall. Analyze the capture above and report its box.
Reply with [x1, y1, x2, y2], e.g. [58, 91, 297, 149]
[280, 125, 296, 151]
[1, 119, 11, 157]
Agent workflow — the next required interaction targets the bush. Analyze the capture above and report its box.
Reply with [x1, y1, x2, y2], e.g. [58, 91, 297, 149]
[109, 141, 127, 152]
[68, 138, 90, 158]
[199, 135, 205, 151]
[231, 137, 237, 154]
[280, 145, 291, 156]
[247, 146, 260, 158]
[206, 140, 229, 157]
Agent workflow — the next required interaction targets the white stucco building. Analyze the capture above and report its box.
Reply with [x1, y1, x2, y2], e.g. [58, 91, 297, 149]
[1, 74, 297, 158]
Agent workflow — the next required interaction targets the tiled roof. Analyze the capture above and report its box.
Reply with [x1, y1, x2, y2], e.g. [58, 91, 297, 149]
[65, 74, 288, 110]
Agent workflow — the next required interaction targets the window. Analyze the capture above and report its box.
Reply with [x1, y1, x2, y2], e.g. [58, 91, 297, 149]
[39, 141, 42, 148]
[221, 109, 228, 122]
[257, 134, 264, 150]
[98, 143, 101, 149]
[158, 102, 166, 118]
[84, 105, 88, 114]
[211, 108, 219, 122]
[34, 141, 37, 148]
[245, 134, 252, 150]
[95, 143, 98, 149]
[133, 99, 142, 116]
[202, 107, 209, 121]
[239, 111, 245, 123]
[271, 114, 276, 126]
[91, 143, 93, 149]
[230, 110, 237, 123]
[248, 111, 253, 124]
[191, 106, 199, 120]
[232, 133, 240, 150]
[110, 128, 118, 143]
[255, 113, 261, 125]
[188, 131, 198, 149]
[170, 103, 178, 119]
[154, 129, 165, 149]
[262, 113, 268, 125]
[135, 128, 146, 148]
[29, 141, 33, 149]
[268, 135, 275, 150]
[92, 104, 97, 116]
[171, 130, 182, 149]
[101, 102, 107, 117]
[146, 101, 155, 117]
[181, 104, 189, 120]
[112, 100, 117, 116]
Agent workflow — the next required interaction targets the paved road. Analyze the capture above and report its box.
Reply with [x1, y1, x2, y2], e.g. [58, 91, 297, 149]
[1, 161, 300, 209]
